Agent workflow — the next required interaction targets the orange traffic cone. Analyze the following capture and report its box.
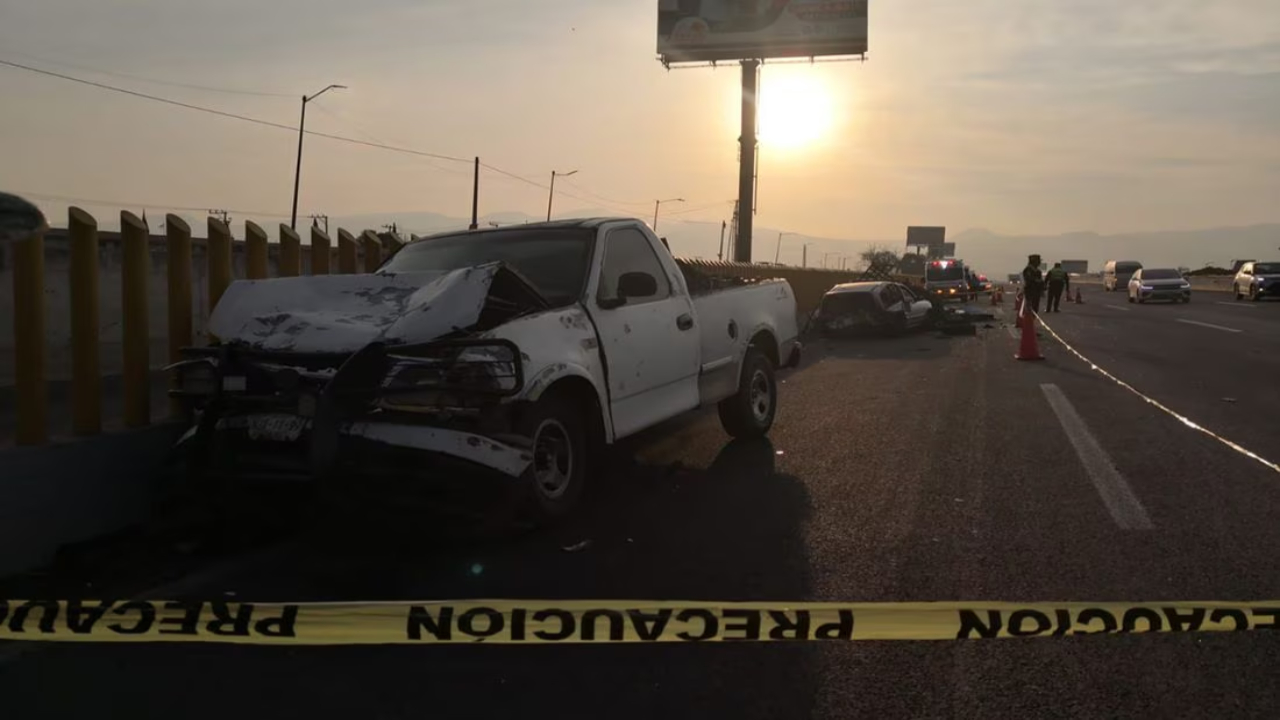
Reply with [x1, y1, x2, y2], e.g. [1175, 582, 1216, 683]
[1015, 302, 1044, 361]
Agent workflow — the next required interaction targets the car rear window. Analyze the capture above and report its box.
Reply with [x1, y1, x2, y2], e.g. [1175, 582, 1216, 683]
[1253, 263, 1280, 274]
[1114, 262, 1142, 274]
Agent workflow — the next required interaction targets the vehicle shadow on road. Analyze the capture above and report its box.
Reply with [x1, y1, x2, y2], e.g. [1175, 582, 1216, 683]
[815, 331, 961, 362]
[204, 437, 823, 720]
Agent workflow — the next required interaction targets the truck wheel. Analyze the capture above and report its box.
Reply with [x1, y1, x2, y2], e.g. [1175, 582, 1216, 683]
[518, 393, 589, 525]
[718, 348, 777, 439]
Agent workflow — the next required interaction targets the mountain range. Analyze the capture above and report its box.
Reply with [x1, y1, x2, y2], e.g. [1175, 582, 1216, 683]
[43, 204, 1280, 278]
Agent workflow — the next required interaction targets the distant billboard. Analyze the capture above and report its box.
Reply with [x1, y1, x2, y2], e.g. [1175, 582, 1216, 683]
[657, 0, 869, 64]
[925, 243, 956, 259]
[906, 226, 945, 247]
[1060, 260, 1089, 274]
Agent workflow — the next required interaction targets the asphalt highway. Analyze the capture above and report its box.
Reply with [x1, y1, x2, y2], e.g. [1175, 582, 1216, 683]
[4, 287, 1280, 719]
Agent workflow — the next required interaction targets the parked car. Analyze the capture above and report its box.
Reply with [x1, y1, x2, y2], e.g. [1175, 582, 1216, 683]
[1104, 260, 1143, 291]
[816, 281, 934, 336]
[1128, 267, 1192, 303]
[168, 218, 801, 523]
[1232, 261, 1280, 301]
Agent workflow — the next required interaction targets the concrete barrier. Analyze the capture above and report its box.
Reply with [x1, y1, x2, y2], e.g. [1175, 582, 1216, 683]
[0, 423, 183, 577]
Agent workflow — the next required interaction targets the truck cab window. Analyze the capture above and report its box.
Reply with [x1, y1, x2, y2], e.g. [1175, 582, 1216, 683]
[598, 228, 671, 305]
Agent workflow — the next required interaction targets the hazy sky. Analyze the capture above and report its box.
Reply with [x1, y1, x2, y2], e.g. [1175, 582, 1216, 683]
[2, 0, 1279, 242]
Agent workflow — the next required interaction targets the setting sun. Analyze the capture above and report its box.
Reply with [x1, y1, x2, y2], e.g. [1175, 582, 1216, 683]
[758, 72, 836, 151]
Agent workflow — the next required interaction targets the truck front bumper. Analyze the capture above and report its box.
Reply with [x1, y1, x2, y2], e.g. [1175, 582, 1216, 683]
[175, 414, 533, 480]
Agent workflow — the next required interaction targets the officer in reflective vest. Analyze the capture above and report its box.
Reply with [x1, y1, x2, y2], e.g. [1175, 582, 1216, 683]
[1022, 254, 1045, 314]
[1045, 262, 1070, 312]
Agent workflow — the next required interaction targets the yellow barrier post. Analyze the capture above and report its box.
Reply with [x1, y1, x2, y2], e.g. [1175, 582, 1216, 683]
[12, 220, 48, 446]
[310, 226, 331, 275]
[361, 230, 382, 273]
[68, 207, 102, 436]
[207, 217, 233, 310]
[166, 215, 192, 419]
[278, 225, 301, 277]
[337, 229, 357, 274]
[245, 221, 269, 279]
[120, 211, 151, 428]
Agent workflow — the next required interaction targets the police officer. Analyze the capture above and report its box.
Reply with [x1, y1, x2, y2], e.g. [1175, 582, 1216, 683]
[1045, 262, 1070, 312]
[1022, 254, 1045, 314]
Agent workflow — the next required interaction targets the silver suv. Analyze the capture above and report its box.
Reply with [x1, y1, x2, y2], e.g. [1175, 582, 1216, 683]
[1233, 261, 1280, 301]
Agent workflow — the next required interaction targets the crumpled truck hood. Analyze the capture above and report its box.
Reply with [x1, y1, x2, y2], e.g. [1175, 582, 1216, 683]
[208, 263, 517, 353]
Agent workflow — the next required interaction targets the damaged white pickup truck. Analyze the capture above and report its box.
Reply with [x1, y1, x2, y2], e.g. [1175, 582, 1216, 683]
[169, 218, 800, 522]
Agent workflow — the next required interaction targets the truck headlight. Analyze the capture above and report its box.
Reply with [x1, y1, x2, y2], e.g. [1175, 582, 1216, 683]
[167, 358, 219, 396]
[382, 341, 522, 399]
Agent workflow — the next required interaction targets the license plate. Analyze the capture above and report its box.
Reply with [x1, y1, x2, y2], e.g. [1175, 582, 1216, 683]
[246, 414, 308, 442]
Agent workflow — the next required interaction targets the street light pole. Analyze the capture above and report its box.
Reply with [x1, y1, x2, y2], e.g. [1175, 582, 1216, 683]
[290, 84, 346, 230]
[653, 197, 684, 231]
[775, 232, 796, 265]
[547, 169, 577, 222]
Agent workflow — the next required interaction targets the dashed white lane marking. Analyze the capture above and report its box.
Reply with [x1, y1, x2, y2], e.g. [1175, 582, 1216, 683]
[1037, 319, 1280, 476]
[1040, 384, 1154, 530]
[1216, 302, 1254, 308]
[1103, 305, 1131, 312]
[1177, 319, 1242, 333]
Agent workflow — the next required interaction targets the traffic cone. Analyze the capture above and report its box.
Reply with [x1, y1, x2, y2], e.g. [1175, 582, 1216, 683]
[1015, 302, 1044, 361]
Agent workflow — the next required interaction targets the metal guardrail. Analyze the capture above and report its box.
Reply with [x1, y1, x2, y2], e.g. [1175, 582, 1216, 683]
[4, 207, 403, 447]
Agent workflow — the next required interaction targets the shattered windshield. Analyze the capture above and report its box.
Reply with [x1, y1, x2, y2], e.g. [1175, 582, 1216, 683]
[383, 228, 595, 307]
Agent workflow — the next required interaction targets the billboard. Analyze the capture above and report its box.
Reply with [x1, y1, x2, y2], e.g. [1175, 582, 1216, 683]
[658, 0, 869, 64]
[1060, 260, 1089, 274]
[926, 242, 956, 259]
[906, 226, 945, 247]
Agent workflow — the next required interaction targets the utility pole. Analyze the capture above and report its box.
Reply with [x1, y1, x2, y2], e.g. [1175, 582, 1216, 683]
[548, 169, 577, 221]
[718, 221, 727, 261]
[470, 157, 480, 230]
[802, 242, 813, 268]
[729, 200, 740, 262]
[291, 83, 347, 230]
[308, 214, 329, 233]
[381, 222, 399, 237]
[735, 59, 760, 263]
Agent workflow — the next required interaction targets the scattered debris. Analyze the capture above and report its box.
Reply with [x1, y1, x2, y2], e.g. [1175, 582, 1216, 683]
[562, 540, 592, 553]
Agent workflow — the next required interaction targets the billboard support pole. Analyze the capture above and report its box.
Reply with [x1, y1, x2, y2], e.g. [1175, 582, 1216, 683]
[735, 59, 759, 263]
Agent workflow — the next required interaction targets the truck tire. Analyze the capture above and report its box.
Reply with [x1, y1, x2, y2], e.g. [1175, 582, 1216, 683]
[518, 392, 589, 525]
[718, 348, 777, 439]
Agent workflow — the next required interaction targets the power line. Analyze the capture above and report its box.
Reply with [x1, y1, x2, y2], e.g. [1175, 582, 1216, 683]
[2, 58, 696, 225]
[0, 58, 472, 164]
[3, 51, 294, 97]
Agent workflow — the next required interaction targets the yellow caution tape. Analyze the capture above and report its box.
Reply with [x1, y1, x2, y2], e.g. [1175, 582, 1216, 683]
[2, 599, 1278, 645]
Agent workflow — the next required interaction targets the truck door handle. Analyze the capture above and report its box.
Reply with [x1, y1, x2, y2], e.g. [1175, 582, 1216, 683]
[677, 314, 694, 331]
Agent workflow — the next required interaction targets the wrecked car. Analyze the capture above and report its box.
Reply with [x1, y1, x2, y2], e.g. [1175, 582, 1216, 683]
[815, 281, 934, 336]
[169, 218, 801, 523]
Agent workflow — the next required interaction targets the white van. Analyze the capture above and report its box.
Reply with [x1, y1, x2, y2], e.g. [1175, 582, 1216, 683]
[1103, 260, 1143, 291]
